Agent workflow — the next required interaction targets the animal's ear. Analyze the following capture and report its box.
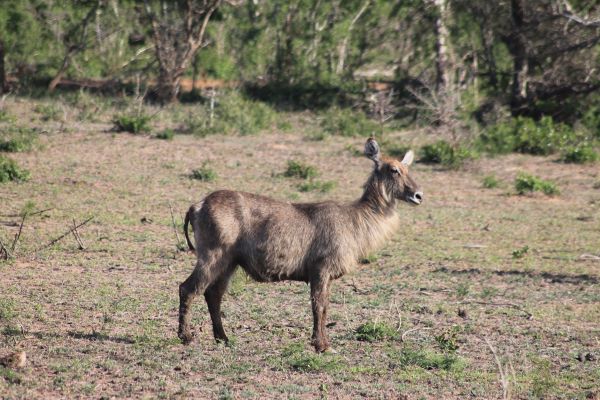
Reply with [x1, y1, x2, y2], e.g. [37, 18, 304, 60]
[401, 150, 414, 166]
[364, 137, 381, 168]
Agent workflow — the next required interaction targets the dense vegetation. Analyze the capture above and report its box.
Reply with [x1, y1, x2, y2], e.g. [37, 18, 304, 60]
[0, 0, 599, 164]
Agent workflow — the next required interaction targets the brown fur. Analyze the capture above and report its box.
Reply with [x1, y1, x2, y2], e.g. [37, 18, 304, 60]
[178, 138, 422, 352]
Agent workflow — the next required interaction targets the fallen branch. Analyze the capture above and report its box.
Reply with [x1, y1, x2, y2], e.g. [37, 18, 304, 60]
[37, 216, 94, 252]
[457, 300, 532, 319]
[10, 213, 27, 253]
[71, 218, 86, 250]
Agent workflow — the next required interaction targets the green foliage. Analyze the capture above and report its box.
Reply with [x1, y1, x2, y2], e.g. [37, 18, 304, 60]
[0, 156, 30, 183]
[34, 104, 62, 122]
[113, 113, 152, 134]
[355, 322, 398, 342]
[155, 129, 175, 140]
[434, 326, 461, 353]
[284, 160, 318, 180]
[482, 175, 499, 189]
[560, 145, 598, 164]
[298, 180, 336, 193]
[512, 245, 529, 259]
[184, 93, 275, 136]
[479, 117, 586, 156]
[515, 173, 559, 196]
[320, 108, 379, 137]
[190, 163, 217, 182]
[581, 106, 600, 139]
[0, 127, 37, 152]
[0, 110, 15, 123]
[419, 140, 472, 169]
[282, 343, 343, 373]
[391, 346, 465, 371]
[0, 298, 16, 321]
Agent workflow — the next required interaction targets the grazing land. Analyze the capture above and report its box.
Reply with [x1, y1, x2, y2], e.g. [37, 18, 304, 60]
[1, 99, 599, 399]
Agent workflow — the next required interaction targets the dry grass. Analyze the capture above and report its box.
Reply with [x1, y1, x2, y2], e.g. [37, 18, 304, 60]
[0, 98, 599, 399]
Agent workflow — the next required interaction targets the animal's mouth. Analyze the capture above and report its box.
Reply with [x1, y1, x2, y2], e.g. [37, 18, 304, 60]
[406, 192, 423, 205]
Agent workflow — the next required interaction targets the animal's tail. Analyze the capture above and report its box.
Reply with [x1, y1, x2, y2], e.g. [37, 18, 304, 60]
[183, 206, 195, 251]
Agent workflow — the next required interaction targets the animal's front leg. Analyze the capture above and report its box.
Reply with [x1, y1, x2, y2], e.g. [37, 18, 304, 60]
[310, 274, 331, 353]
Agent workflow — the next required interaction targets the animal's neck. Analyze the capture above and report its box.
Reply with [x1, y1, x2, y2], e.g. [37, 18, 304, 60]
[349, 175, 400, 258]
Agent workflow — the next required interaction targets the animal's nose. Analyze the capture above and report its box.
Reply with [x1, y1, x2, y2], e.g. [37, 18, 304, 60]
[414, 192, 423, 202]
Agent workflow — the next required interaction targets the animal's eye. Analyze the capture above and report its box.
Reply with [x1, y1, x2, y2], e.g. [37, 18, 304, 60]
[391, 167, 400, 174]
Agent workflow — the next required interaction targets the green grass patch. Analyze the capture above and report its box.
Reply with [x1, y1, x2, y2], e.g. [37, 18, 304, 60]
[355, 321, 398, 342]
[512, 245, 529, 259]
[284, 160, 318, 179]
[282, 343, 344, 373]
[0, 156, 30, 183]
[113, 113, 152, 134]
[155, 129, 175, 140]
[190, 163, 217, 182]
[390, 346, 465, 371]
[320, 107, 379, 137]
[298, 180, 335, 193]
[419, 140, 473, 169]
[515, 173, 559, 196]
[34, 103, 62, 122]
[0, 126, 37, 152]
[560, 145, 598, 163]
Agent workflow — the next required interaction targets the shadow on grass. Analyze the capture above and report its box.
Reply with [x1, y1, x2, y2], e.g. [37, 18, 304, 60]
[434, 266, 598, 284]
[67, 330, 136, 344]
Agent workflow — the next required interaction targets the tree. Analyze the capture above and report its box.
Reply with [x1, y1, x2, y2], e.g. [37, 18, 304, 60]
[143, 0, 223, 103]
[0, 36, 6, 94]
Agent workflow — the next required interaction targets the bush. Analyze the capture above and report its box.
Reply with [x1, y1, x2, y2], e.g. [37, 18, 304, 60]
[482, 175, 499, 189]
[0, 127, 37, 152]
[320, 107, 379, 137]
[355, 322, 398, 342]
[0, 156, 30, 183]
[155, 129, 175, 140]
[113, 113, 152, 134]
[479, 116, 585, 155]
[515, 173, 559, 196]
[284, 160, 318, 180]
[560, 145, 598, 163]
[419, 140, 472, 169]
[190, 163, 217, 182]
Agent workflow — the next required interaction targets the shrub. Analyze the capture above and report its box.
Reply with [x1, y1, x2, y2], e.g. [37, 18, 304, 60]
[0, 127, 37, 152]
[34, 103, 62, 122]
[0, 156, 30, 183]
[482, 175, 499, 189]
[560, 145, 598, 163]
[284, 160, 318, 180]
[298, 180, 335, 193]
[113, 113, 152, 134]
[419, 140, 472, 169]
[393, 347, 464, 371]
[190, 163, 217, 182]
[320, 107, 379, 137]
[479, 116, 585, 155]
[155, 129, 175, 140]
[355, 322, 398, 342]
[515, 173, 559, 196]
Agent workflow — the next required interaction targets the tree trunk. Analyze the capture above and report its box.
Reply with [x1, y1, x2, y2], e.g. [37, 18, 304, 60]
[0, 38, 6, 94]
[335, 0, 370, 75]
[155, 70, 182, 104]
[509, 0, 528, 114]
[48, 48, 76, 92]
[433, 0, 452, 92]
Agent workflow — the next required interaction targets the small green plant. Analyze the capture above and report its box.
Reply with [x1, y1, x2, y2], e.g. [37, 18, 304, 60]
[360, 253, 378, 264]
[0, 298, 16, 321]
[515, 173, 559, 196]
[284, 160, 318, 180]
[355, 321, 398, 342]
[434, 325, 461, 353]
[0, 156, 30, 183]
[34, 103, 62, 122]
[456, 283, 470, 298]
[392, 346, 464, 371]
[155, 129, 175, 140]
[190, 163, 217, 182]
[0, 109, 15, 123]
[482, 175, 499, 189]
[298, 180, 335, 193]
[419, 140, 472, 169]
[512, 245, 529, 259]
[282, 343, 343, 372]
[113, 113, 152, 134]
[0, 127, 37, 152]
[320, 107, 379, 137]
[560, 145, 598, 163]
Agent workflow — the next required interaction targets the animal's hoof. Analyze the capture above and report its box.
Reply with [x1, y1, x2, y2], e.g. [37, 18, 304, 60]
[311, 339, 330, 353]
[178, 331, 194, 345]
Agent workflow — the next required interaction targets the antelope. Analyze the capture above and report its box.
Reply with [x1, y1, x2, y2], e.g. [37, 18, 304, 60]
[178, 138, 423, 352]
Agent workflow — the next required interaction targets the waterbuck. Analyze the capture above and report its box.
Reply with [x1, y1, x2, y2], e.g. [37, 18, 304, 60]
[179, 138, 423, 352]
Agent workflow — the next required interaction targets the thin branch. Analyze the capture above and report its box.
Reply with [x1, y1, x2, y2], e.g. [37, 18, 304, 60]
[71, 218, 86, 250]
[10, 213, 27, 252]
[37, 217, 94, 252]
[457, 300, 532, 319]
[168, 202, 182, 247]
[485, 337, 512, 400]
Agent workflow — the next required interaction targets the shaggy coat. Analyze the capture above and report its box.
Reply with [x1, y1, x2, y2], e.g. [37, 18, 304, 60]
[178, 138, 422, 352]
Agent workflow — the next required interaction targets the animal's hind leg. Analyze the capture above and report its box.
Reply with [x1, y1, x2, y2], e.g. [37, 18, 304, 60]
[205, 264, 237, 343]
[310, 274, 331, 353]
[178, 259, 216, 344]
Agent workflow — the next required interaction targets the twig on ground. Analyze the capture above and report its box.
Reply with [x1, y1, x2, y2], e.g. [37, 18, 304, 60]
[485, 337, 513, 400]
[401, 327, 432, 342]
[168, 202, 183, 249]
[457, 300, 533, 319]
[10, 213, 27, 253]
[71, 218, 86, 250]
[37, 216, 94, 251]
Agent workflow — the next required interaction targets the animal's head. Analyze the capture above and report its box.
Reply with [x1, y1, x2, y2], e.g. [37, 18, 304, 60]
[364, 137, 423, 205]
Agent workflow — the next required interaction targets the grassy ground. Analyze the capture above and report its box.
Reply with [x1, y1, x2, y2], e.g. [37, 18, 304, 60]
[1, 98, 599, 399]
